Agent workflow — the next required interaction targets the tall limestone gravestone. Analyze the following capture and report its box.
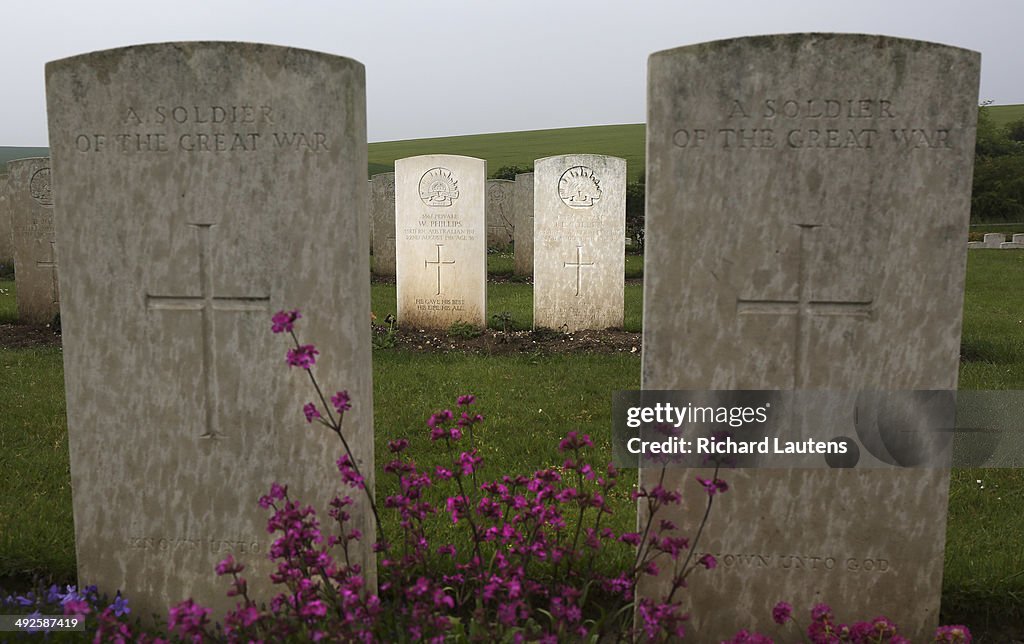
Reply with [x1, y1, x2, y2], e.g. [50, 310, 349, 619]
[512, 172, 534, 276]
[370, 172, 396, 276]
[533, 154, 625, 331]
[8, 157, 60, 324]
[46, 43, 375, 619]
[639, 35, 979, 639]
[486, 179, 515, 250]
[395, 155, 486, 328]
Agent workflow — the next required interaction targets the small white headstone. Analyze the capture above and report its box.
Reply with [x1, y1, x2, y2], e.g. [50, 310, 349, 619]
[983, 232, 1005, 248]
[7, 157, 59, 324]
[395, 155, 487, 328]
[533, 154, 625, 331]
[513, 172, 534, 276]
[371, 172, 396, 276]
[486, 179, 515, 251]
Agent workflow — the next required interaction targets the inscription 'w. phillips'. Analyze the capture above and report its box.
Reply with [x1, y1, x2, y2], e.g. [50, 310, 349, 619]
[145, 223, 270, 439]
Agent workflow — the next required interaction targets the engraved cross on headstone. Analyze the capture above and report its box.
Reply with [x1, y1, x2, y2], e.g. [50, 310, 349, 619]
[425, 244, 455, 296]
[564, 245, 595, 297]
[36, 240, 59, 304]
[737, 224, 873, 387]
[146, 223, 270, 439]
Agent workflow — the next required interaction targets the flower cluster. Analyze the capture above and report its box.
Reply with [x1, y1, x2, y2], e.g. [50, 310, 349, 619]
[271, 309, 301, 334]
[369, 408, 706, 641]
[286, 344, 319, 369]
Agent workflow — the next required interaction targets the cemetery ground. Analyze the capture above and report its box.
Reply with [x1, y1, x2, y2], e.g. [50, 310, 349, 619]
[0, 250, 1022, 638]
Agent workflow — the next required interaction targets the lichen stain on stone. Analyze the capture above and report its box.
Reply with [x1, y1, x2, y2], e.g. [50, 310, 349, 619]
[79, 47, 134, 86]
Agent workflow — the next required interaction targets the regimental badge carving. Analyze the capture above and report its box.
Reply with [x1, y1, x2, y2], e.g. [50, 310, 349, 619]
[488, 183, 508, 206]
[30, 168, 53, 206]
[558, 166, 601, 208]
[383, 175, 395, 201]
[419, 167, 459, 207]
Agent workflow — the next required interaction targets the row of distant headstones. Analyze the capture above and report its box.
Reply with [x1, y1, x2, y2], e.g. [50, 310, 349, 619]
[365, 170, 632, 269]
[967, 233, 1024, 249]
[368, 154, 627, 332]
[1, 156, 628, 332]
[0, 163, 608, 273]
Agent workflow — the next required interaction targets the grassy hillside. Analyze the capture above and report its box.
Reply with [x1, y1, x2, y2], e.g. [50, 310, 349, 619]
[987, 104, 1024, 128]
[0, 147, 49, 167]
[367, 123, 646, 181]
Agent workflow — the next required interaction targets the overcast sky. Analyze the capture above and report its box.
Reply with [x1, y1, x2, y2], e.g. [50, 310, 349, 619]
[1, 0, 1021, 146]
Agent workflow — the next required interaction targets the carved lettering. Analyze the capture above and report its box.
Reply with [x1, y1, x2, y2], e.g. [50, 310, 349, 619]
[271, 132, 328, 151]
[785, 128, 877, 149]
[890, 129, 951, 149]
[415, 297, 466, 312]
[717, 128, 777, 149]
[124, 107, 143, 125]
[151, 105, 274, 125]
[675, 97, 950, 151]
[727, 100, 749, 118]
[707, 553, 889, 573]
[760, 98, 896, 120]
[128, 536, 261, 554]
[673, 128, 708, 148]
[74, 104, 326, 154]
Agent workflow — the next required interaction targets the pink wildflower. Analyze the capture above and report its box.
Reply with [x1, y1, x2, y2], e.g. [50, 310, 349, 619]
[271, 309, 301, 333]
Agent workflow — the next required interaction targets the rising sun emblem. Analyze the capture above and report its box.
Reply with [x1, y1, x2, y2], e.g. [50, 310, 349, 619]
[419, 167, 460, 207]
[558, 166, 601, 208]
[30, 168, 54, 206]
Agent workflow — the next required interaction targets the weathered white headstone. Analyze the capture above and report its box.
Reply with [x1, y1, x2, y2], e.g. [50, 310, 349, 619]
[486, 179, 515, 250]
[640, 34, 978, 640]
[513, 172, 534, 276]
[395, 155, 486, 328]
[46, 42, 374, 619]
[1000, 242, 1022, 249]
[983, 232, 1004, 248]
[370, 172, 396, 276]
[0, 173, 13, 265]
[1013, 233, 1024, 245]
[8, 157, 59, 324]
[967, 241, 984, 249]
[533, 154, 625, 331]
